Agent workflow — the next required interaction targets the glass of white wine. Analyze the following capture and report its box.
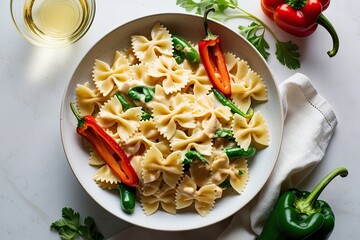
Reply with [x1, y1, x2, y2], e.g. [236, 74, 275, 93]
[11, 0, 96, 47]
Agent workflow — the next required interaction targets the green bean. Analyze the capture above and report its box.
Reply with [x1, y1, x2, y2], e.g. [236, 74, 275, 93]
[115, 92, 152, 121]
[173, 51, 185, 64]
[212, 88, 254, 119]
[128, 86, 155, 103]
[172, 35, 200, 65]
[222, 146, 257, 159]
[115, 93, 132, 111]
[183, 150, 209, 165]
[118, 183, 136, 214]
[215, 129, 235, 140]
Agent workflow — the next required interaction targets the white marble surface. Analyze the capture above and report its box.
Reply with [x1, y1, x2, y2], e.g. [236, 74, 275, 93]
[1, 0, 359, 239]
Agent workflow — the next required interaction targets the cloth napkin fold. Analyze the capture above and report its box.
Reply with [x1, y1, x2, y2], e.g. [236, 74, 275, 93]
[109, 73, 338, 240]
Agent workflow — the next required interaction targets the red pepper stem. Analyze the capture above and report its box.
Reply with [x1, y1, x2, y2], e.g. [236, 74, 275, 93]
[203, 8, 218, 40]
[301, 167, 348, 211]
[70, 102, 85, 127]
[316, 13, 339, 57]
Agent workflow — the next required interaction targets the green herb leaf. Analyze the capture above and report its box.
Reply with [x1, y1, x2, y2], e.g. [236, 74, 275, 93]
[176, 0, 237, 15]
[275, 40, 301, 69]
[58, 227, 79, 240]
[51, 207, 104, 240]
[50, 208, 80, 232]
[239, 23, 270, 60]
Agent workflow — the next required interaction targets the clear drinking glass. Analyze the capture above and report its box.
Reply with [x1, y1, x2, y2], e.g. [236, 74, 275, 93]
[10, 0, 96, 47]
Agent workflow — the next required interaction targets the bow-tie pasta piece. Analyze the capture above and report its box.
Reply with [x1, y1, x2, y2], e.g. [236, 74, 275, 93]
[211, 151, 248, 194]
[170, 128, 212, 156]
[147, 56, 191, 94]
[181, 60, 212, 96]
[176, 175, 222, 217]
[232, 111, 269, 150]
[122, 120, 170, 157]
[150, 85, 174, 107]
[141, 176, 163, 197]
[142, 145, 183, 188]
[152, 93, 196, 140]
[211, 151, 232, 185]
[193, 93, 233, 138]
[93, 51, 132, 97]
[225, 53, 268, 112]
[96, 96, 142, 142]
[76, 82, 110, 116]
[131, 22, 172, 63]
[141, 183, 177, 215]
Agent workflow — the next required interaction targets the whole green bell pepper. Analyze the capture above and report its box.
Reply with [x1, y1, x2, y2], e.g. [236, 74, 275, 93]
[258, 167, 348, 240]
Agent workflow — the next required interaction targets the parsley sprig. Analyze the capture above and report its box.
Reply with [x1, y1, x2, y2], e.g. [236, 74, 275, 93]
[50, 207, 104, 240]
[176, 0, 301, 69]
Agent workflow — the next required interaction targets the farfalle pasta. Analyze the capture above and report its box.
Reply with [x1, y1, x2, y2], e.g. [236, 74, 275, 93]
[76, 81, 109, 116]
[152, 93, 196, 140]
[141, 183, 176, 215]
[74, 22, 270, 217]
[93, 51, 132, 97]
[131, 22, 173, 63]
[96, 96, 142, 142]
[176, 175, 222, 217]
[210, 151, 248, 194]
[232, 111, 269, 150]
[225, 53, 268, 112]
[147, 56, 191, 94]
[182, 61, 213, 96]
[142, 145, 183, 188]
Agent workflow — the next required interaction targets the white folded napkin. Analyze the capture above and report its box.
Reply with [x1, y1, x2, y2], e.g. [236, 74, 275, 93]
[109, 73, 338, 240]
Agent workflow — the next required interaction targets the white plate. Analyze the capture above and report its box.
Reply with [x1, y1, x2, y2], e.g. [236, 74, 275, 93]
[60, 13, 283, 231]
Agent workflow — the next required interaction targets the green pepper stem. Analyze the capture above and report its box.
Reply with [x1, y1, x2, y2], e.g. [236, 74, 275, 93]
[316, 13, 339, 57]
[284, 0, 307, 9]
[302, 167, 348, 208]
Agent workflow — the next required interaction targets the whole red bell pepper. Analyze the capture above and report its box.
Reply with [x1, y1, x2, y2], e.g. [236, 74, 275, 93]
[70, 102, 138, 187]
[261, 0, 339, 57]
[198, 8, 231, 96]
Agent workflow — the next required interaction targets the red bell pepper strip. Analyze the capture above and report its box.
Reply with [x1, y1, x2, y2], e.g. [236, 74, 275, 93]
[261, 0, 339, 57]
[198, 8, 231, 96]
[70, 102, 138, 187]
